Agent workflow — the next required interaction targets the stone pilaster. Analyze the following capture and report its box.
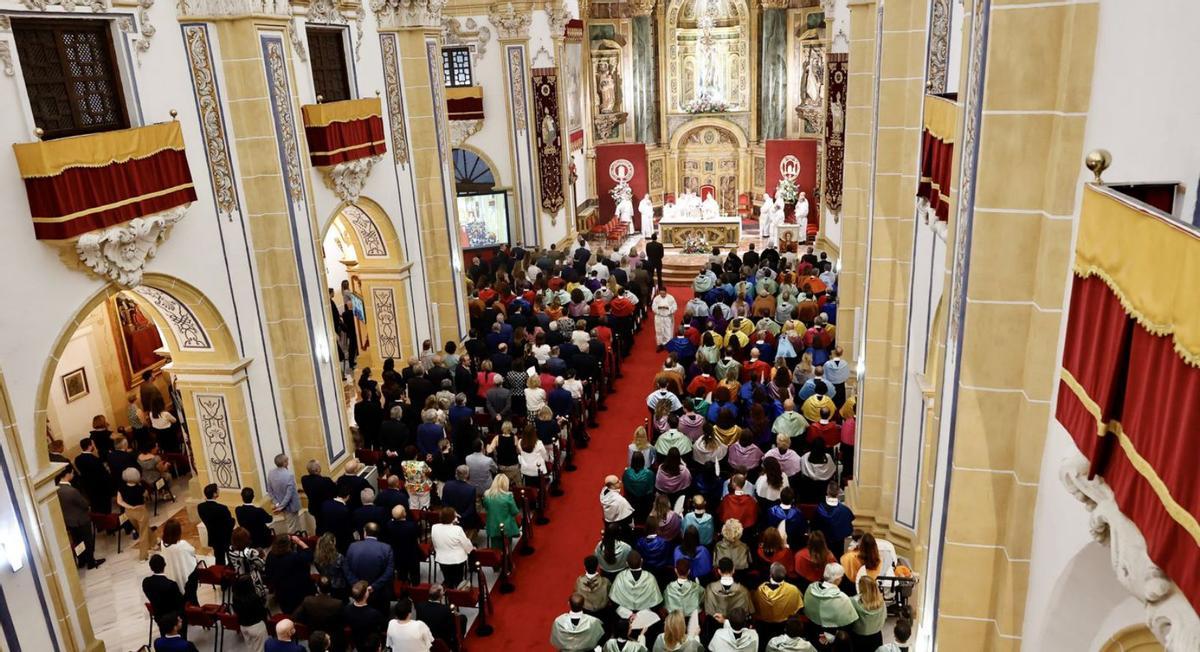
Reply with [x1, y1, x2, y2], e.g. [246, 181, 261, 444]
[490, 2, 543, 246]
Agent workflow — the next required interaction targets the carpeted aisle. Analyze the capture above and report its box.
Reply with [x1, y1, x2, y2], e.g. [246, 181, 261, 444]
[486, 285, 688, 649]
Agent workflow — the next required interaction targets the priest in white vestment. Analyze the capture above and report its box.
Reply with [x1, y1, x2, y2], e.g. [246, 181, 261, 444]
[796, 192, 810, 240]
[638, 195, 654, 235]
[616, 196, 635, 226]
[652, 287, 678, 347]
[701, 195, 721, 220]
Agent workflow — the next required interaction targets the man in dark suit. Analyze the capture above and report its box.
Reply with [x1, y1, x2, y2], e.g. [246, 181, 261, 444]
[291, 576, 346, 651]
[73, 438, 112, 514]
[405, 368, 436, 413]
[342, 580, 386, 652]
[143, 555, 184, 628]
[196, 483, 234, 566]
[301, 460, 337, 532]
[488, 342, 513, 375]
[644, 233, 665, 287]
[235, 487, 274, 548]
[378, 406, 411, 461]
[319, 486, 354, 552]
[441, 466, 479, 530]
[153, 612, 198, 652]
[742, 242, 760, 269]
[345, 523, 394, 613]
[57, 468, 103, 568]
[415, 583, 464, 650]
[106, 436, 138, 488]
[336, 460, 371, 511]
[352, 487, 389, 535]
[385, 505, 422, 584]
[375, 474, 408, 514]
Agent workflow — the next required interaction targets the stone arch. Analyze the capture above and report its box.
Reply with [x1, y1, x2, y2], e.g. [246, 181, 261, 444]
[1098, 624, 1164, 652]
[27, 273, 252, 651]
[669, 117, 749, 151]
[1036, 541, 1141, 651]
[321, 197, 418, 375]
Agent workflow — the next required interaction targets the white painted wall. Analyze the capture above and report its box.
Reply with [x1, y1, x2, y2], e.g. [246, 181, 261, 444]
[48, 323, 116, 452]
[1081, 0, 1200, 221]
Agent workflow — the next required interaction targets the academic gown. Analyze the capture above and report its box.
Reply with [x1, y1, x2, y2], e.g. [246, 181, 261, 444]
[604, 639, 649, 652]
[802, 582, 859, 628]
[753, 581, 804, 623]
[550, 612, 606, 651]
[663, 578, 703, 615]
[652, 294, 679, 346]
[765, 635, 818, 652]
[574, 573, 611, 612]
[703, 581, 755, 617]
[708, 623, 760, 652]
[610, 569, 663, 612]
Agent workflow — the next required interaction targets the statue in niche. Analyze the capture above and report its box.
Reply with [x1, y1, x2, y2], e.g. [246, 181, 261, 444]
[802, 46, 825, 107]
[830, 92, 844, 136]
[596, 60, 620, 113]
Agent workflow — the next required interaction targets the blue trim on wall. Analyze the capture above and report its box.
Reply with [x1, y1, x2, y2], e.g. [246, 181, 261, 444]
[0, 446, 59, 651]
[426, 38, 468, 338]
[260, 33, 345, 460]
[0, 582, 21, 651]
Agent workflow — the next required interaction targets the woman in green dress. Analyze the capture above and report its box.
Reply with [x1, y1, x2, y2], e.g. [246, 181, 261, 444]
[482, 474, 521, 547]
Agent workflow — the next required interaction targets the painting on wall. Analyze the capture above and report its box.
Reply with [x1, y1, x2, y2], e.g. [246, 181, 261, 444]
[564, 41, 584, 144]
[109, 294, 167, 390]
[62, 368, 89, 403]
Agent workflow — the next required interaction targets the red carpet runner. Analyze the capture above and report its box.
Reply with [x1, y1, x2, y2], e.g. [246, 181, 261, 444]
[486, 286, 687, 648]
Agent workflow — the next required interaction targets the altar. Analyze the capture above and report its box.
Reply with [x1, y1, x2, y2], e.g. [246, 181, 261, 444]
[658, 214, 742, 248]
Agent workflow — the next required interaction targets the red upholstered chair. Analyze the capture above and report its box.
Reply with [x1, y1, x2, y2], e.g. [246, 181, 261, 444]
[738, 193, 751, 220]
[665, 193, 676, 204]
[700, 185, 716, 200]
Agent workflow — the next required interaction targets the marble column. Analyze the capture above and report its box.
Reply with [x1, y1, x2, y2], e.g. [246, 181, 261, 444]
[759, 2, 789, 140]
[631, 9, 659, 145]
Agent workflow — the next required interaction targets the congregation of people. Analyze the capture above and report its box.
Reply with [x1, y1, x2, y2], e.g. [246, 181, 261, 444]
[548, 243, 915, 652]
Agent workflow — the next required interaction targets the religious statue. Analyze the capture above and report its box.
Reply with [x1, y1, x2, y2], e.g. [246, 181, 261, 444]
[802, 47, 824, 107]
[540, 108, 558, 147]
[639, 195, 655, 235]
[830, 93, 845, 135]
[796, 191, 810, 238]
[596, 60, 618, 113]
[616, 195, 634, 225]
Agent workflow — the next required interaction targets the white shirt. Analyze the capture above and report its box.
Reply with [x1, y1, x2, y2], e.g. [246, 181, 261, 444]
[600, 487, 634, 523]
[590, 262, 610, 280]
[518, 440, 549, 476]
[754, 475, 784, 502]
[386, 618, 434, 651]
[525, 388, 548, 413]
[430, 523, 475, 565]
[532, 344, 552, 364]
[563, 378, 584, 399]
[161, 541, 198, 593]
[151, 411, 177, 429]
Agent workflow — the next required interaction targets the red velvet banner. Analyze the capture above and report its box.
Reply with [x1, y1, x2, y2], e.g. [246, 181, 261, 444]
[24, 148, 196, 240]
[447, 96, 485, 121]
[594, 143, 647, 225]
[765, 139, 819, 236]
[918, 130, 953, 221]
[304, 115, 387, 167]
[1057, 273, 1200, 612]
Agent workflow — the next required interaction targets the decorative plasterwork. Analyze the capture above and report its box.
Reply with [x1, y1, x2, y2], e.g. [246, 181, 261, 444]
[193, 393, 240, 489]
[0, 42, 12, 77]
[759, 0, 788, 8]
[76, 206, 187, 287]
[371, 0, 446, 29]
[544, 0, 570, 37]
[340, 204, 387, 257]
[177, 0, 291, 17]
[442, 16, 491, 58]
[265, 39, 306, 203]
[182, 23, 240, 218]
[378, 33, 411, 166]
[320, 155, 382, 202]
[306, 0, 365, 61]
[133, 285, 213, 349]
[666, 112, 750, 144]
[0, 16, 11, 30]
[594, 111, 625, 140]
[927, 0, 950, 94]
[448, 118, 482, 147]
[1061, 454, 1200, 650]
[288, 13, 308, 61]
[371, 287, 400, 359]
[131, 0, 155, 62]
[20, 0, 108, 11]
[627, 0, 653, 17]
[489, 1, 531, 40]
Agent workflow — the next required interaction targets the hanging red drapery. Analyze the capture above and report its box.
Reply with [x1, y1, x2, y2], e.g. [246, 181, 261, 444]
[301, 98, 387, 167]
[917, 130, 953, 221]
[12, 121, 196, 240]
[1056, 184, 1200, 612]
[446, 86, 485, 121]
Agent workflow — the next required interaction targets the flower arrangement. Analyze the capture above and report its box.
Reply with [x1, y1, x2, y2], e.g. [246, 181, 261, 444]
[775, 178, 799, 205]
[609, 181, 632, 205]
[682, 236, 709, 254]
[682, 90, 729, 114]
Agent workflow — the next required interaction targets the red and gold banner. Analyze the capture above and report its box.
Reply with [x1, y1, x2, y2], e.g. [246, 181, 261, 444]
[765, 139, 819, 236]
[1057, 185, 1200, 611]
[446, 86, 484, 121]
[824, 53, 848, 214]
[564, 18, 584, 40]
[594, 143, 647, 225]
[918, 95, 957, 222]
[12, 121, 196, 241]
[301, 98, 387, 167]
[532, 68, 564, 214]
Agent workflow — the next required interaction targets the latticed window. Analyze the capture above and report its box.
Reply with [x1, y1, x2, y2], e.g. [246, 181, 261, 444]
[442, 47, 473, 88]
[11, 18, 129, 140]
[306, 27, 351, 103]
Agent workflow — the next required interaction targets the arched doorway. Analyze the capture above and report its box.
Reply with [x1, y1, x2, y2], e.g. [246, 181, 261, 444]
[671, 120, 748, 215]
[31, 273, 251, 651]
[320, 197, 417, 386]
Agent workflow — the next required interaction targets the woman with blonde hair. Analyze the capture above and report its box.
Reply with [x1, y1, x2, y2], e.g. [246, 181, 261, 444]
[652, 395, 673, 436]
[627, 425, 656, 467]
[482, 474, 521, 547]
[525, 373, 547, 420]
[714, 518, 751, 572]
[850, 576, 887, 650]
[652, 610, 702, 651]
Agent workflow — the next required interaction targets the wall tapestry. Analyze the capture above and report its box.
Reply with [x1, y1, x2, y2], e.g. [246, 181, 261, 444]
[824, 53, 847, 215]
[532, 67, 565, 214]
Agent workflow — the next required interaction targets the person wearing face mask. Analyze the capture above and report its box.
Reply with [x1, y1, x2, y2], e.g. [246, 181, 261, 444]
[680, 496, 714, 546]
[550, 593, 606, 651]
[703, 558, 755, 623]
[707, 608, 759, 652]
[573, 555, 611, 618]
[753, 563, 804, 640]
[610, 551, 664, 618]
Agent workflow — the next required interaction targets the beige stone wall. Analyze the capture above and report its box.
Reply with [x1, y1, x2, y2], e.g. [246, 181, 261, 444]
[934, 1, 1099, 649]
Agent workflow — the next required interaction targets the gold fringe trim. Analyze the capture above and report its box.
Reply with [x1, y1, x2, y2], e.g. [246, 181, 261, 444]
[13, 122, 187, 179]
[1060, 367, 1200, 547]
[300, 98, 383, 128]
[1073, 265, 1200, 369]
[923, 94, 958, 143]
[309, 140, 388, 157]
[30, 183, 194, 223]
